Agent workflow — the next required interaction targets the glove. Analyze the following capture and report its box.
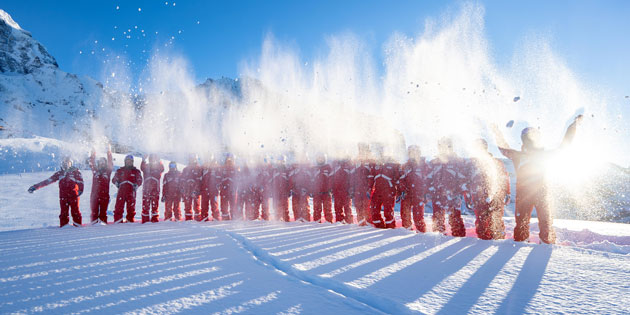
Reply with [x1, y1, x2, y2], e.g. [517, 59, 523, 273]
[395, 195, 402, 203]
[28, 186, 36, 193]
[400, 191, 406, 201]
[161, 195, 165, 203]
[115, 182, 120, 188]
[78, 190, 83, 197]
[504, 194, 511, 205]
[366, 191, 371, 200]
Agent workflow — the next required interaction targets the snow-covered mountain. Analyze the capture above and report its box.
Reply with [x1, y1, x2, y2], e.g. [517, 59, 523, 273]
[0, 9, 105, 140]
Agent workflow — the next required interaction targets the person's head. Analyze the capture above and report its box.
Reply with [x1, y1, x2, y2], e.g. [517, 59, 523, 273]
[224, 153, 235, 166]
[97, 157, 107, 170]
[357, 143, 369, 158]
[437, 137, 454, 157]
[521, 127, 542, 150]
[276, 155, 287, 166]
[316, 153, 326, 165]
[61, 157, 73, 171]
[148, 154, 159, 164]
[124, 155, 134, 167]
[188, 154, 198, 166]
[407, 145, 421, 162]
[474, 138, 489, 155]
[168, 161, 178, 171]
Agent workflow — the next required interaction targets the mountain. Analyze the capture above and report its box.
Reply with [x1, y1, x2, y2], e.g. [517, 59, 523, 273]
[0, 9, 104, 139]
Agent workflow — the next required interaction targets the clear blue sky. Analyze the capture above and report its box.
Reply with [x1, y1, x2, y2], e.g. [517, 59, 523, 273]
[2, 0, 629, 97]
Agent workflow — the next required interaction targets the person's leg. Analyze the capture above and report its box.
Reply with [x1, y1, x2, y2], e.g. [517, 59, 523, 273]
[200, 193, 210, 221]
[323, 193, 333, 223]
[383, 194, 396, 229]
[220, 192, 231, 220]
[514, 192, 534, 242]
[126, 194, 136, 223]
[150, 196, 160, 222]
[99, 197, 109, 223]
[412, 200, 426, 233]
[535, 197, 556, 244]
[141, 195, 151, 223]
[371, 194, 385, 229]
[312, 195, 323, 222]
[400, 198, 412, 229]
[449, 208, 466, 237]
[69, 196, 82, 226]
[59, 197, 70, 227]
[90, 197, 98, 223]
[114, 195, 124, 223]
[432, 204, 446, 234]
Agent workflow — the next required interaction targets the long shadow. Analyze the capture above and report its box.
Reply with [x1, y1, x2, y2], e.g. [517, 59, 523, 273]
[369, 240, 492, 302]
[494, 245, 552, 314]
[436, 244, 521, 314]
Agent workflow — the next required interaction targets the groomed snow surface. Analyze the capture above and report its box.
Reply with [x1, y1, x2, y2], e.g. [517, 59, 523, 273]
[0, 220, 628, 314]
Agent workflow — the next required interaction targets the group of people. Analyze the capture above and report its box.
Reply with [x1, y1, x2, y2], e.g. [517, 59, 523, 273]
[28, 115, 582, 244]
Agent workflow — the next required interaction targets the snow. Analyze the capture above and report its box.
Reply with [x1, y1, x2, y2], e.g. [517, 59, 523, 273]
[0, 9, 21, 30]
[0, 221, 628, 314]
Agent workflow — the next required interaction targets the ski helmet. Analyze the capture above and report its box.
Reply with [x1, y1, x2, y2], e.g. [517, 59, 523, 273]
[168, 161, 177, 170]
[521, 127, 542, 149]
[60, 157, 73, 171]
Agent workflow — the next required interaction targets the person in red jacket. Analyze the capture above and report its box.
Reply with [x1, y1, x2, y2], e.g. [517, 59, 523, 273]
[492, 115, 582, 244]
[240, 161, 261, 220]
[29, 157, 84, 227]
[398, 145, 430, 232]
[353, 143, 374, 226]
[467, 139, 510, 240]
[271, 155, 291, 221]
[427, 138, 468, 237]
[181, 155, 203, 221]
[89, 145, 113, 225]
[220, 153, 240, 220]
[289, 160, 312, 221]
[112, 155, 143, 223]
[141, 154, 164, 223]
[370, 156, 401, 229]
[332, 157, 354, 223]
[312, 154, 333, 223]
[162, 161, 182, 221]
[201, 157, 221, 221]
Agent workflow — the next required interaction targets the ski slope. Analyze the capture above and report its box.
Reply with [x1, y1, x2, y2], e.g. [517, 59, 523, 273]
[0, 221, 628, 314]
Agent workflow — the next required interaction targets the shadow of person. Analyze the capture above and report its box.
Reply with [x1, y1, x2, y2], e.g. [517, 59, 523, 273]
[435, 243, 521, 314]
[495, 244, 552, 314]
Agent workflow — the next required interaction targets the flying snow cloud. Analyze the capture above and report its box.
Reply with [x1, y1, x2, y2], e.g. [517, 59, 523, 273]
[92, 2, 628, 166]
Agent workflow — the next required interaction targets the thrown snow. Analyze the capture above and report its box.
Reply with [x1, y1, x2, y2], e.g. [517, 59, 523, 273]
[0, 221, 628, 314]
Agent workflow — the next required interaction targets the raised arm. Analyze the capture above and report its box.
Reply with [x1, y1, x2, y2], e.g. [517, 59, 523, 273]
[560, 114, 583, 148]
[106, 145, 113, 171]
[491, 123, 512, 151]
[89, 148, 96, 171]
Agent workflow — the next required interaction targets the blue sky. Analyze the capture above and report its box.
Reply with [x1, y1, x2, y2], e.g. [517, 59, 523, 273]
[2, 0, 629, 97]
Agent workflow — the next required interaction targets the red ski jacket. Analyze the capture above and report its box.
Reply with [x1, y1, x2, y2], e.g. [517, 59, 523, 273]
[370, 162, 401, 196]
[201, 165, 221, 196]
[181, 164, 203, 197]
[112, 166, 143, 196]
[427, 157, 468, 208]
[289, 163, 312, 197]
[312, 163, 333, 194]
[398, 159, 430, 198]
[352, 160, 374, 197]
[32, 167, 84, 198]
[332, 160, 353, 195]
[89, 151, 113, 200]
[141, 160, 164, 197]
[271, 165, 291, 198]
[162, 170, 182, 200]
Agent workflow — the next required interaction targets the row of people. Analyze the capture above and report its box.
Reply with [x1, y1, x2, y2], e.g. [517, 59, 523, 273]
[28, 114, 581, 243]
[27, 139, 510, 241]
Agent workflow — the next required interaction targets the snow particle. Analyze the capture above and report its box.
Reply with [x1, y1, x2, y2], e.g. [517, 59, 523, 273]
[111, 37, 115, 41]
[79, 50, 82, 54]
[197, 21, 200, 24]
[513, 96, 520, 102]
[116, 5, 120, 10]
[506, 120, 515, 128]
[94, 40, 98, 44]
[173, 2, 176, 6]
[138, 8, 142, 12]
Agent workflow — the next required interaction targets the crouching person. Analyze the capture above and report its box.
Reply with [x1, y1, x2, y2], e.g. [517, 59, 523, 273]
[112, 155, 143, 223]
[29, 157, 84, 227]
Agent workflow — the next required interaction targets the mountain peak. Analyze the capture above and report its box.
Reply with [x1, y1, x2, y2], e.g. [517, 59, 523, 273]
[0, 9, 21, 31]
[0, 9, 58, 74]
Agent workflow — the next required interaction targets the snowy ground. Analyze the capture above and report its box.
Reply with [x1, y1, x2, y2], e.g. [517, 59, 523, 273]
[0, 221, 628, 314]
[1, 138, 629, 314]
